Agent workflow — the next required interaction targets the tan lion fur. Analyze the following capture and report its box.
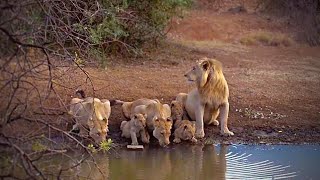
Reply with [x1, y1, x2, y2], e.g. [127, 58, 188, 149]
[117, 98, 159, 119]
[181, 57, 233, 138]
[133, 102, 172, 147]
[170, 100, 184, 122]
[69, 97, 111, 144]
[120, 113, 150, 145]
[173, 120, 197, 143]
[153, 117, 173, 147]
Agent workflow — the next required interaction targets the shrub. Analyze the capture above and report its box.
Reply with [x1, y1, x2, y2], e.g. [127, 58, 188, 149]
[0, 0, 192, 64]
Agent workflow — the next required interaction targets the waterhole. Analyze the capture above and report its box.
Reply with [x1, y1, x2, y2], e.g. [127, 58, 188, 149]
[3, 144, 319, 179]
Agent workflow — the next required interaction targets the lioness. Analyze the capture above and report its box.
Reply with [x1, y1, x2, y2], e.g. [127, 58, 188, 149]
[120, 113, 150, 145]
[180, 57, 234, 138]
[69, 91, 111, 144]
[173, 120, 197, 143]
[115, 98, 172, 146]
[133, 102, 172, 147]
[153, 117, 173, 147]
[115, 98, 159, 119]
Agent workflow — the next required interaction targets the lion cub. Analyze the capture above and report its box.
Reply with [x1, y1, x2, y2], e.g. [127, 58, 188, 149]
[170, 100, 197, 143]
[120, 113, 150, 145]
[170, 100, 184, 121]
[173, 120, 197, 143]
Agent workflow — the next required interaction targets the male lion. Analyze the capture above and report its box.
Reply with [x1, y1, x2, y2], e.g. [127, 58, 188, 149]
[173, 120, 197, 143]
[120, 113, 150, 145]
[69, 91, 111, 144]
[133, 102, 172, 147]
[179, 57, 234, 138]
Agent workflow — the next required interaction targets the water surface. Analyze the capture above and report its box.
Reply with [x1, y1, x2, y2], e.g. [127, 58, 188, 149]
[5, 144, 320, 179]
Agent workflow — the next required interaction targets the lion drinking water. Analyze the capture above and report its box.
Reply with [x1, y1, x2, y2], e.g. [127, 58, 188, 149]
[116, 98, 173, 146]
[69, 90, 111, 144]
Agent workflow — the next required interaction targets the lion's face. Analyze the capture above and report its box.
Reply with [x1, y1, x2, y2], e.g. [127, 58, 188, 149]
[153, 118, 173, 147]
[132, 113, 147, 129]
[90, 120, 108, 143]
[184, 58, 212, 87]
[179, 122, 196, 141]
[170, 100, 183, 121]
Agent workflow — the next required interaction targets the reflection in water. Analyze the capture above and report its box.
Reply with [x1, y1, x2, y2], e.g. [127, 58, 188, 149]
[225, 151, 297, 179]
[108, 145, 227, 180]
[109, 145, 297, 180]
[6, 145, 302, 179]
[37, 153, 110, 179]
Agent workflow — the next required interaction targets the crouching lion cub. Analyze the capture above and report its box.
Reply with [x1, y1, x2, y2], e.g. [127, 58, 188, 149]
[120, 113, 150, 145]
[173, 120, 197, 143]
[180, 57, 234, 138]
[133, 102, 172, 147]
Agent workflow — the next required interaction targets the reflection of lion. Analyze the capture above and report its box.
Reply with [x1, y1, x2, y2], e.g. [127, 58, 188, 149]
[120, 113, 150, 145]
[69, 91, 111, 144]
[133, 102, 172, 147]
[173, 120, 197, 143]
[180, 57, 234, 138]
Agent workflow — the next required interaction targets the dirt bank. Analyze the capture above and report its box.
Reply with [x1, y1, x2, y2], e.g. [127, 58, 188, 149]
[4, 5, 320, 147]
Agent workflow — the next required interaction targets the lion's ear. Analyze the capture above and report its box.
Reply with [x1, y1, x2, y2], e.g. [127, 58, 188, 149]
[201, 60, 210, 71]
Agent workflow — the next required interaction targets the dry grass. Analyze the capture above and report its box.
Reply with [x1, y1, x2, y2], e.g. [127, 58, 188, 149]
[175, 40, 249, 54]
[240, 32, 294, 47]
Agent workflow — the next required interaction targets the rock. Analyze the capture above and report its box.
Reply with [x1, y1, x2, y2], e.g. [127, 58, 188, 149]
[127, 145, 144, 150]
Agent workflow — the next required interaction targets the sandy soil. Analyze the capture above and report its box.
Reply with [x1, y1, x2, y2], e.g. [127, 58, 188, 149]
[5, 4, 319, 146]
[61, 7, 320, 145]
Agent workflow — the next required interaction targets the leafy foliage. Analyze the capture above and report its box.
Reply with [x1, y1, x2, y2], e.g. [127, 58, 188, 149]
[0, 0, 192, 63]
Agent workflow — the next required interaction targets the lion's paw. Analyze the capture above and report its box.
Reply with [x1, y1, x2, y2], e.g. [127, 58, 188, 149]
[131, 141, 139, 145]
[220, 129, 234, 136]
[173, 138, 181, 143]
[142, 139, 150, 144]
[191, 137, 198, 143]
[195, 130, 205, 138]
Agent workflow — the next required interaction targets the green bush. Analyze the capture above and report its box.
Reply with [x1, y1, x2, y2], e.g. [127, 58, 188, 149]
[0, 0, 192, 63]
